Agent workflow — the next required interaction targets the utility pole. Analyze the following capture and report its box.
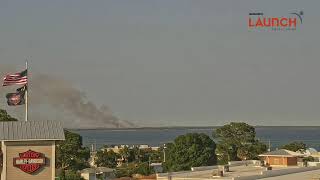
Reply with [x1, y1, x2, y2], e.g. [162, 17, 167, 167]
[268, 140, 271, 152]
[148, 155, 151, 172]
[163, 144, 167, 163]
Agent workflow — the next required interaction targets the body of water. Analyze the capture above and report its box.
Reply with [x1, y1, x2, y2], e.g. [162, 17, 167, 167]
[71, 126, 320, 150]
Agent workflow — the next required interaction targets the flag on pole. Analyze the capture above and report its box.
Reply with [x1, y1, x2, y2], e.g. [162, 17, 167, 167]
[6, 86, 26, 106]
[2, 69, 27, 86]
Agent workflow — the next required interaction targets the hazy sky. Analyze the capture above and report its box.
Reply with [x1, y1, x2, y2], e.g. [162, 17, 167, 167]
[1, 0, 320, 127]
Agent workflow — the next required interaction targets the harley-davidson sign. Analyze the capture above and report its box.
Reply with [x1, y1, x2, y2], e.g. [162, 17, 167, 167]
[13, 150, 46, 174]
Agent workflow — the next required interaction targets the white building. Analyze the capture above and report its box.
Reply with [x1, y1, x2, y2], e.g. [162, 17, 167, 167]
[80, 167, 115, 180]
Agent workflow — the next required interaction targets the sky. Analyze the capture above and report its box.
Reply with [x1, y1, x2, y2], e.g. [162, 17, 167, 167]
[1, 0, 320, 127]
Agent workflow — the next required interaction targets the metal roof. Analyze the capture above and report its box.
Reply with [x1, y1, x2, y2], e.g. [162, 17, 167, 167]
[259, 149, 303, 157]
[80, 167, 114, 173]
[0, 120, 65, 141]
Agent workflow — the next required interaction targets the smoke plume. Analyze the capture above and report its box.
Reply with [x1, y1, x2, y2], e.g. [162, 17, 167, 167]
[0, 65, 136, 128]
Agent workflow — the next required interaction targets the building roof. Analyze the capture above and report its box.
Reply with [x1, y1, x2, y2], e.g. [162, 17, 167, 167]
[0, 121, 65, 141]
[80, 167, 114, 174]
[306, 148, 318, 155]
[259, 149, 303, 157]
[96, 167, 115, 173]
[80, 168, 96, 174]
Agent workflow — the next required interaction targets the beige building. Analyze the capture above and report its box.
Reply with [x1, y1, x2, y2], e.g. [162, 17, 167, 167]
[259, 149, 303, 167]
[0, 121, 65, 180]
[80, 167, 115, 180]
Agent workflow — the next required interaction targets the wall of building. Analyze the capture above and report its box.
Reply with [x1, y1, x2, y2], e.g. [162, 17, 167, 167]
[158, 167, 320, 180]
[234, 166, 320, 180]
[266, 156, 287, 166]
[80, 173, 90, 180]
[2, 140, 55, 180]
[228, 160, 261, 167]
[307, 162, 320, 167]
[0, 143, 2, 178]
[286, 157, 297, 166]
[80, 172, 96, 180]
[265, 156, 298, 166]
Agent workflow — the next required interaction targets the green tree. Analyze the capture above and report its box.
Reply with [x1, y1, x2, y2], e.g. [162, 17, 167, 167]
[149, 149, 162, 163]
[250, 140, 267, 159]
[164, 133, 216, 171]
[134, 148, 152, 163]
[237, 144, 251, 161]
[119, 146, 132, 163]
[237, 141, 267, 160]
[0, 109, 18, 121]
[303, 156, 314, 163]
[115, 162, 154, 177]
[213, 122, 267, 164]
[115, 163, 137, 177]
[281, 141, 307, 153]
[56, 130, 90, 171]
[59, 170, 84, 180]
[135, 162, 154, 176]
[95, 149, 120, 168]
[129, 147, 162, 163]
[131, 147, 142, 162]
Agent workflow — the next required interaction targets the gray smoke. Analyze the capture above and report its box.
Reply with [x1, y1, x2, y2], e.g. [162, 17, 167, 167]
[31, 74, 136, 128]
[0, 65, 136, 128]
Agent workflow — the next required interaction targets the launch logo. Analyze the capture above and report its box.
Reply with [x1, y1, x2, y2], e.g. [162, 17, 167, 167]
[13, 150, 46, 174]
[248, 11, 303, 31]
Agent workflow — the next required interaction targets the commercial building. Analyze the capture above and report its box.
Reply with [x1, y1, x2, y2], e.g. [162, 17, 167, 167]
[0, 121, 65, 180]
[80, 167, 115, 180]
[259, 149, 303, 166]
[156, 160, 320, 180]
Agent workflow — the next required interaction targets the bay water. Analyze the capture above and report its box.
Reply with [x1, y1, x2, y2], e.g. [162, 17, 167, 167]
[72, 126, 320, 150]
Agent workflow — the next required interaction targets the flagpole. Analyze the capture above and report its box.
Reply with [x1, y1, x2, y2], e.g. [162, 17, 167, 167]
[25, 59, 28, 122]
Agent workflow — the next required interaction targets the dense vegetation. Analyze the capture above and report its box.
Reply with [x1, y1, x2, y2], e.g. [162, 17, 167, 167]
[96, 145, 161, 177]
[56, 130, 90, 179]
[281, 141, 307, 153]
[95, 149, 120, 168]
[213, 122, 267, 164]
[4, 109, 313, 179]
[0, 109, 17, 121]
[163, 133, 216, 171]
[116, 162, 155, 177]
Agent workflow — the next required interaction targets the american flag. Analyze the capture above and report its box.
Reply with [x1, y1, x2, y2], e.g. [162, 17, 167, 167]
[3, 69, 27, 86]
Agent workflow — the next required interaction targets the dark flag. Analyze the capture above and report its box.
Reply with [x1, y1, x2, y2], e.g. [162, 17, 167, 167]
[17, 85, 27, 92]
[6, 86, 26, 106]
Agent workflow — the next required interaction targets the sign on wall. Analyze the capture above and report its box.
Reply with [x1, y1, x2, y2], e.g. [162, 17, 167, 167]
[13, 150, 46, 174]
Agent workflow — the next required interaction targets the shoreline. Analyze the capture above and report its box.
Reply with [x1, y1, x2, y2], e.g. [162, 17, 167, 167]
[69, 126, 320, 131]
